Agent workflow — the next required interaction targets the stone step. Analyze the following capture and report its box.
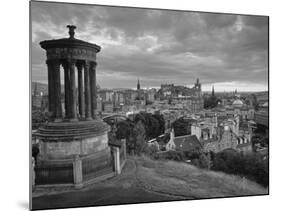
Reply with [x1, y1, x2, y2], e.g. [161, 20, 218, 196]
[44, 121, 108, 129]
[34, 120, 110, 140]
[37, 128, 107, 136]
[40, 124, 107, 131]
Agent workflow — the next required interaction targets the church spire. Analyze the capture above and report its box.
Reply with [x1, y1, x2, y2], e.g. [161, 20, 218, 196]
[137, 78, 140, 90]
[212, 85, 215, 97]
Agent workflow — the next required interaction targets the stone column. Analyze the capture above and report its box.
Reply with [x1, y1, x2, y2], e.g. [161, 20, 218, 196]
[73, 155, 83, 189]
[90, 62, 97, 119]
[113, 147, 121, 175]
[77, 62, 85, 119]
[32, 157, 35, 189]
[69, 59, 78, 121]
[84, 61, 92, 120]
[62, 60, 70, 119]
[122, 139, 127, 159]
[46, 60, 55, 118]
[53, 60, 62, 120]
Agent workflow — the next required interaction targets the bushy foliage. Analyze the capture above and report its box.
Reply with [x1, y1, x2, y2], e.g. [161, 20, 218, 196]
[143, 144, 159, 157]
[172, 117, 196, 136]
[116, 119, 141, 154]
[183, 149, 210, 169]
[135, 112, 165, 139]
[252, 125, 269, 149]
[151, 148, 209, 169]
[211, 150, 268, 187]
[204, 96, 219, 109]
[134, 121, 147, 155]
[115, 112, 165, 155]
[153, 151, 184, 161]
[116, 120, 135, 140]
[32, 110, 49, 130]
[32, 144, 39, 158]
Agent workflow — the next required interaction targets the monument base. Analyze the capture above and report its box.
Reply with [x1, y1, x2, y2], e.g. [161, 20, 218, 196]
[34, 120, 115, 186]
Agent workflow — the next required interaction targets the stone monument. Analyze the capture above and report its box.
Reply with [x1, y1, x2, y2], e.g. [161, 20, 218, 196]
[34, 25, 114, 188]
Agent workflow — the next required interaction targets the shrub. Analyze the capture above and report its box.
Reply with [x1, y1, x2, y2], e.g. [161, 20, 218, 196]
[211, 150, 268, 187]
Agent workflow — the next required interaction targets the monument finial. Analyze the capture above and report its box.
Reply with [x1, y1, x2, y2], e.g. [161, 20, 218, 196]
[67, 25, 77, 39]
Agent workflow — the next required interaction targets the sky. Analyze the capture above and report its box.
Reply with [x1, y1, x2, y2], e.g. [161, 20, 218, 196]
[31, 1, 268, 92]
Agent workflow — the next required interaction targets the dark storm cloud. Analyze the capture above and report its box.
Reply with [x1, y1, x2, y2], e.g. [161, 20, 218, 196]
[31, 1, 268, 91]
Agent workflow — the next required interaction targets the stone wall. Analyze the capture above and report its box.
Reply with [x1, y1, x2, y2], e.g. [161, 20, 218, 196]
[39, 133, 109, 160]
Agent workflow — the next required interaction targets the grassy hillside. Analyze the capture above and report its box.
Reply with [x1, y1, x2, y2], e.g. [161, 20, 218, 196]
[33, 156, 268, 210]
[134, 156, 268, 198]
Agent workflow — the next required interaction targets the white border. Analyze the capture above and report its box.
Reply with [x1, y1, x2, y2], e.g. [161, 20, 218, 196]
[1, 0, 279, 211]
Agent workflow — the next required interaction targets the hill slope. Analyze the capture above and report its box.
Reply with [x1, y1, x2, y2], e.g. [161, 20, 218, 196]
[133, 156, 267, 198]
[32, 156, 268, 210]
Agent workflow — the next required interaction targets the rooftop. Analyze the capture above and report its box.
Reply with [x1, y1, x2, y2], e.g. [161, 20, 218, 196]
[174, 135, 202, 152]
[232, 99, 244, 107]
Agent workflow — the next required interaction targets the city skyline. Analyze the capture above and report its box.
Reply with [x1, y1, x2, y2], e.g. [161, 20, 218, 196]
[31, 2, 268, 92]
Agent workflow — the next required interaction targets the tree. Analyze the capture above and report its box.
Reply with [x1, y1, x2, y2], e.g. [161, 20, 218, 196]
[116, 120, 134, 139]
[32, 144, 40, 162]
[168, 97, 172, 104]
[116, 120, 135, 154]
[211, 150, 268, 187]
[204, 95, 219, 109]
[135, 112, 165, 139]
[153, 113, 165, 135]
[134, 120, 146, 155]
[145, 100, 153, 105]
[116, 112, 166, 155]
[32, 110, 49, 130]
[172, 117, 196, 136]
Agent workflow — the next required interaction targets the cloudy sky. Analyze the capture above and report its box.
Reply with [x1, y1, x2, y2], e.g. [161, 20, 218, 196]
[31, 1, 268, 92]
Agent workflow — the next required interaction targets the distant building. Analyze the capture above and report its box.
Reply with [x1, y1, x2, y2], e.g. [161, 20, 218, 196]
[147, 89, 156, 102]
[255, 91, 268, 105]
[166, 128, 202, 153]
[98, 89, 114, 102]
[162, 79, 204, 113]
[217, 98, 255, 120]
[217, 124, 238, 151]
[255, 110, 269, 128]
[32, 95, 43, 108]
[236, 136, 252, 153]
[103, 101, 114, 113]
[96, 96, 102, 113]
[254, 101, 268, 128]
[191, 114, 254, 154]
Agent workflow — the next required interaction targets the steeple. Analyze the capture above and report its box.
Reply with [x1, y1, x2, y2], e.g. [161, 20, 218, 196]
[212, 85, 215, 97]
[137, 78, 140, 90]
[194, 78, 201, 90]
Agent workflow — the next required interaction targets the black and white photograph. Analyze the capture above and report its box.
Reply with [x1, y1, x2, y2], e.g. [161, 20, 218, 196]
[30, 1, 269, 210]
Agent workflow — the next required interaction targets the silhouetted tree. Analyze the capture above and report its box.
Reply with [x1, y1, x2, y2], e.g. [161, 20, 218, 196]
[204, 96, 219, 109]
[211, 150, 268, 187]
[172, 117, 196, 136]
